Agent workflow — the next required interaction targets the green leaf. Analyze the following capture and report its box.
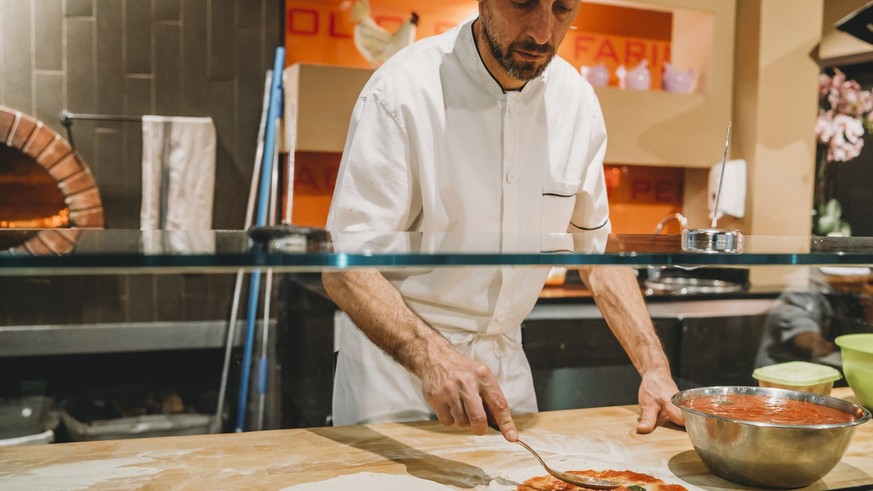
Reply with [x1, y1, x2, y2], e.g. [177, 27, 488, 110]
[838, 222, 852, 237]
[824, 198, 842, 218]
[818, 215, 836, 234]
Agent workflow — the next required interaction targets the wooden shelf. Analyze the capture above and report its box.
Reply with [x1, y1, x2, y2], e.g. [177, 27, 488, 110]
[589, 0, 735, 167]
[283, 64, 373, 153]
[597, 89, 726, 167]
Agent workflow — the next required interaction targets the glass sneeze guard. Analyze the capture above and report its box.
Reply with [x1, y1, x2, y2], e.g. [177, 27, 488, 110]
[3, 229, 873, 275]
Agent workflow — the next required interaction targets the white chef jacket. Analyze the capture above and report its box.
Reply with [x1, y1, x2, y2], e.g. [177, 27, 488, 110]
[327, 16, 610, 425]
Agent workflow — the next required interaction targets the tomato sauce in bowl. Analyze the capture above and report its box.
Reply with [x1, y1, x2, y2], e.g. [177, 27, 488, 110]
[685, 394, 855, 425]
[672, 386, 871, 488]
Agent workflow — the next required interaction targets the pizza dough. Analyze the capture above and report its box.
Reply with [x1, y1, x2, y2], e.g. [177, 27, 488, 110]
[517, 469, 688, 491]
[280, 472, 455, 491]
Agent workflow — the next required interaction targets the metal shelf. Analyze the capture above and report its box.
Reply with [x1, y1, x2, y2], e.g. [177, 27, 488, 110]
[0, 320, 264, 357]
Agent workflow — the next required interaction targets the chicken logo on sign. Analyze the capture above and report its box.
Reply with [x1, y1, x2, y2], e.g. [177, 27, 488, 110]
[350, 0, 420, 67]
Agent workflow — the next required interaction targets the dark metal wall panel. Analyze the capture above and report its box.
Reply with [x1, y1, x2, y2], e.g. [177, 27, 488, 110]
[522, 317, 682, 372]
[0, 0, 284, 325]
[127, 275, 158, 322]
[234, 27, 263, 184]
[2, 0, 34, 114]
[209, 78, 244, 228]
[183, 273, 224, 322]
[181, 0, 210, 115]
[237, 0, 262, 29]
[678, 315, 768, 387]
[94, 126, 127, 228]
[154, 23, 182, 114]
[155, 0, 181, 21]
[264, 0, 282, 47]
[208, 0, 236, 81]
[96, 0, 125, 115]
[34, 73, 63, 130]
[67, 0, 94, 18]
[122, 76, 151, 228]
[66, 18, 96, 113]
[156, 275, 186, 319]
[95, 276, 129, 324]
[522, 316, 683, 410]
[0, 2, 4, 102]
[124, 0, 153, 75]
[278, 276, 338, 428]
[34, 0, 63, 71]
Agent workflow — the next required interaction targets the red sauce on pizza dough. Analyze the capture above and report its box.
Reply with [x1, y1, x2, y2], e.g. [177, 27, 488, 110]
[685, 394, 854, 425]
[517, 469, 687, 491]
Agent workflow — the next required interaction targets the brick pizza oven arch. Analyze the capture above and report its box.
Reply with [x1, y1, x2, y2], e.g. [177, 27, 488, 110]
[0, 105, 104, 254]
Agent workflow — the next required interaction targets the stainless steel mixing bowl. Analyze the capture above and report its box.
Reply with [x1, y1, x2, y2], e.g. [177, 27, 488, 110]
[672, 386, 871, 489]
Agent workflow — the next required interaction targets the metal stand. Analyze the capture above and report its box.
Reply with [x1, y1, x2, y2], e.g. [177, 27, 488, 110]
[681, 228, 744, 254]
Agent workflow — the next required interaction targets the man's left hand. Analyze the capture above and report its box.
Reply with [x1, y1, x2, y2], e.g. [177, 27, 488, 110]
[636, 368, 684, 433]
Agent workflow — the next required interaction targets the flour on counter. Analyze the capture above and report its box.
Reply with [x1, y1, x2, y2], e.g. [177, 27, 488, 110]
[280, 472, 455, 490]
[0, 457, 157, 491]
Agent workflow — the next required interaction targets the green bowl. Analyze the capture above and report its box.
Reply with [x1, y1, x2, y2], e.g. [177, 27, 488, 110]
[836, 333, 873, 409]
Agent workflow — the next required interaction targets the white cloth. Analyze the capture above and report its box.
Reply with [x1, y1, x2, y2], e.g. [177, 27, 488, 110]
[327, 17, 610, 425]
[141, 115, 217, 231]
[708, 158, 746, 221]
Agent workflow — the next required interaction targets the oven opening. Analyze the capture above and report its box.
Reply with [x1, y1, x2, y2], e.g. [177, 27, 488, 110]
[0, 145, 70, 229]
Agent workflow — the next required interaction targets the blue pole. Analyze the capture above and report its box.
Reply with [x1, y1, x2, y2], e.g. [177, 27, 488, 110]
[236, 269, 261, 432]
[236, 46, 285, 432]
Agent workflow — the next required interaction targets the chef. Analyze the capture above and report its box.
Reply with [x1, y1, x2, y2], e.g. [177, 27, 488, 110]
[322, 0, 685, 442]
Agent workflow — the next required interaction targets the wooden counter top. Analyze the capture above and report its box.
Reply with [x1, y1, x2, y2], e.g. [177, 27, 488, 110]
[1, 388, 870, 490]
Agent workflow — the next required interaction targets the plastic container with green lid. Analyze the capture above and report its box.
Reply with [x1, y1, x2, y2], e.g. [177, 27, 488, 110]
[752, 361, 843, 396]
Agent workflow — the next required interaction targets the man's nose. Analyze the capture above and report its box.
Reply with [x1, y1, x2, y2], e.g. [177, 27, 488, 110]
[527, 4, 554, 45]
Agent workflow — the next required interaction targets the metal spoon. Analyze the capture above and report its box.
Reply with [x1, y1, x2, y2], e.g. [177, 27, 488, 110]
[513, 438, 620, 490]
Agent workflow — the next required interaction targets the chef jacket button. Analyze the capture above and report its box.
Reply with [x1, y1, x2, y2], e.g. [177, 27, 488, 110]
[505, 172, 516, 184]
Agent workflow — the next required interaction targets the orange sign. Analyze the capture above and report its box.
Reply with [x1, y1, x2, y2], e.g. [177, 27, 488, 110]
[559, 32, 670, 88]
[285, 0, 477, 68]
[605, 164, 684, 234]
[288, 152, 341, 227]
[285, 1, 672, 87]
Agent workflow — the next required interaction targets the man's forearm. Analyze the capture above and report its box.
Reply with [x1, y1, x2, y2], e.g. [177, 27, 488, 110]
[321, 269, 452, 375]
[579, 266, 671, 374]
[579, 266, 684, 432]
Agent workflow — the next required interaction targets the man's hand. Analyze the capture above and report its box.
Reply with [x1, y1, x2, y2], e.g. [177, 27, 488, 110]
[323, 269, 518, 441]
[419, 346, 518, 442]
[636, 368, 684, 433]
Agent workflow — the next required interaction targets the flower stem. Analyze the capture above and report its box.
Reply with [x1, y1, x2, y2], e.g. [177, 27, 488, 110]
[815, 145, 827, 211]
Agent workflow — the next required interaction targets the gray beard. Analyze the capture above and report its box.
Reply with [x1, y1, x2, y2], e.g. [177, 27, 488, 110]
[480, 12, 555, 82]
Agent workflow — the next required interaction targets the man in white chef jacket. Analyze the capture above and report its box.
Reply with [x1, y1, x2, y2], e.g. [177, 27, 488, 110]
[322, 0, 685, 442]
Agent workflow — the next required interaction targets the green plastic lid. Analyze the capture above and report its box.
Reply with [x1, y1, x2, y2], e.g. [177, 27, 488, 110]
[752, 361, 842, 386]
